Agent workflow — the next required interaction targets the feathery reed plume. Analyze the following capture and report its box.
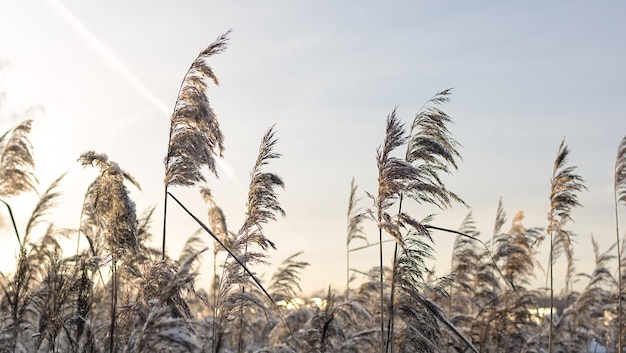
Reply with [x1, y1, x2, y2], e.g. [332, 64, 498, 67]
[546, 139, 585, 353]
[79, 151, 140, 259]
[200, 187, 233, 328]
[369, 110, 417, 246]
[0, 119, 37, 249]
[238, 124, 285, 251]
[492, 198, 507, 251]
[346, 178, 367, 299]
[0, 119, 37, 198]
[448, 212, 481, 345]
[164, 31, 229, 187]
[405, 88, 464, 209]
[614, 135, 626, 353]
[496, 211, 543, 288]
[23, 173, 65, 245]
[201, 187, 230, 249]
[163, 30, 230, 259]
[268, 252, 309, 305]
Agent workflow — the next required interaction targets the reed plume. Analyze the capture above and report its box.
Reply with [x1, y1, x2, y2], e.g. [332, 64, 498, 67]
[238, 124, 285, 250]
[448, 212, 481, 343]
[405, 88, 464, 209]
[346, 178, 367, 299]
[163, 30, 230, 258]
[268, 252, 309, 305]
[200, 187, 233, 327]
[79, 151, 140, 259]
[24, 173, 65, 245]
[0, 119, 37, 198]
[546, 139, 586, 353]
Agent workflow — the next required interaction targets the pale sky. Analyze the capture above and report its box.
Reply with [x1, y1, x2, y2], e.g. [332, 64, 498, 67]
[1, 1, 625, 296]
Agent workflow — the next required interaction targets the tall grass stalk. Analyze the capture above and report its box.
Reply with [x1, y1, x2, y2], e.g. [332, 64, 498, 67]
[369, 110, 416, 352]
[346, 178, 366, 300]
[614, 135, 626, 353]
[163, 31, 230, 259]
[546, 140, 585, 353]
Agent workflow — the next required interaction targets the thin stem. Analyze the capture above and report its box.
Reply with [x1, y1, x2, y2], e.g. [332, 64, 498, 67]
[615, 193, 622, 353]
[379, 228, 385, 353]
[385, 243, 398, 353]
[237, 243, 249, 353]
[349, 268, 378, 277]
[76, 210, 83, 255]
[386, 194, 403, 353]
[548, 231, 554, 353]
[162, 187, 168, 260]
[212, 247, 219, 353]
[349, 239, 395, 253]
[109, 260, 117, 353]
[346, 238, 350, 300]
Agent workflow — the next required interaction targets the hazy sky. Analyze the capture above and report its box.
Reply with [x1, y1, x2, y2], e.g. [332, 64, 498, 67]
[1, 1, 625, 295]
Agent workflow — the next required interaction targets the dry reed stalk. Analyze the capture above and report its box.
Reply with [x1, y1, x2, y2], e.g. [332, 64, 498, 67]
[346, 178, 367, 300]
[232, 125, 284, 352]
[369, 110, 413, 353]
[614, 135, 626, 353]
[546, 139, 585, 353]
[163, 31, 230, 259]
[79, 151, 140, 353]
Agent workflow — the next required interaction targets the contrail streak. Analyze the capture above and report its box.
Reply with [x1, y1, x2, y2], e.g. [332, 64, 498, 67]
[45, 0, 244, 190]
[45, 0, 171, 116]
